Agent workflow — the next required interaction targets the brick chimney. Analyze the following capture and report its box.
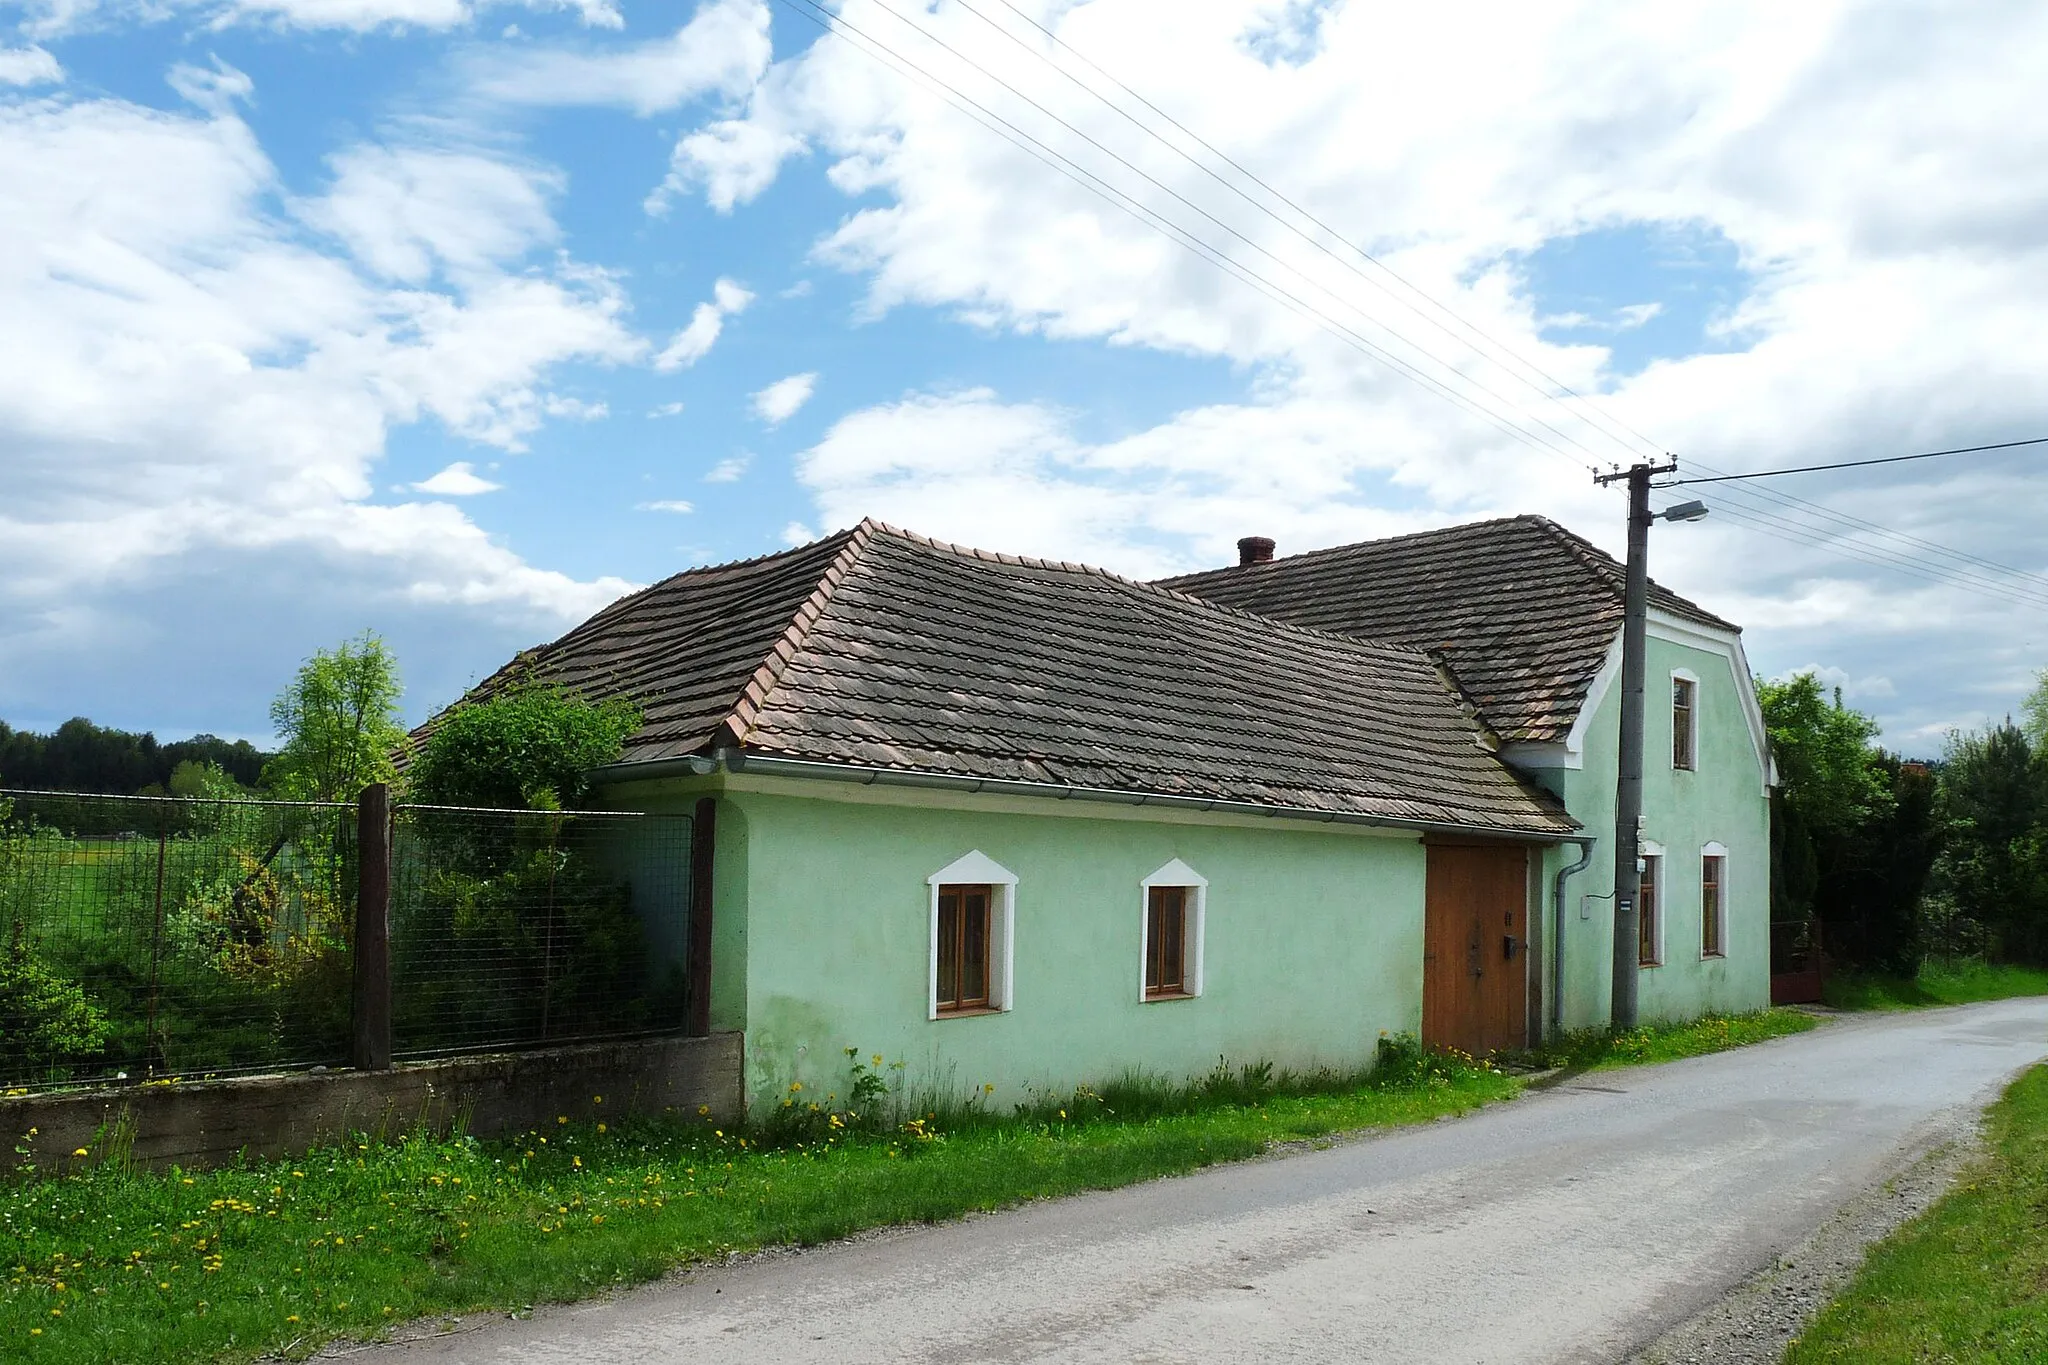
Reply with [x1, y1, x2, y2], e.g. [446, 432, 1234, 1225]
[1236, 535, 1276, 566]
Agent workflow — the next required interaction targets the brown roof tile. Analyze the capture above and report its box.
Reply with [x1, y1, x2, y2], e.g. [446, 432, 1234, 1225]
[440, 520, 1574, 838]
[1156, 515, 1737, 745]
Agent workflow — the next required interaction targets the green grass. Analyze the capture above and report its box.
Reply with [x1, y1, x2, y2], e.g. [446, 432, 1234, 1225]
[1785, 1064, 2048, 1363]
[1823, 958, 2048, 1011]
[1526, 1007, 1818, 1072]
[2, 1058, 1517, 1364]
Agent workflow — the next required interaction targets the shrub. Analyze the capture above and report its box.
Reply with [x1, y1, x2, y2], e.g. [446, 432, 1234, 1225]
[0, 928, 109, 1080]
[407, 683, 642, 811]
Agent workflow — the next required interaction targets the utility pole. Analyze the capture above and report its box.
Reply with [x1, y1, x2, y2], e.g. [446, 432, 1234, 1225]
[1593, 459, 1677, 1031]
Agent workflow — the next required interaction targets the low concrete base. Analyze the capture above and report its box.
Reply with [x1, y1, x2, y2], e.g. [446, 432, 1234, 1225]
[3, 1032, 744, 1174]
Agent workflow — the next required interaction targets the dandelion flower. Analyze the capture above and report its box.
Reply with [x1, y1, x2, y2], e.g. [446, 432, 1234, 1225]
[72, 1148, 88, 1158]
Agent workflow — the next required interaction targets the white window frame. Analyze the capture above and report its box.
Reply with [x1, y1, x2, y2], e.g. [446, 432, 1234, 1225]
[1671, 668, 1701, 772]
[1138, 859, 1207, 1002]
[1638, 840, 1666, 968]
[1700, 841, 1730, 959]
[927, 850, 1018, 1020]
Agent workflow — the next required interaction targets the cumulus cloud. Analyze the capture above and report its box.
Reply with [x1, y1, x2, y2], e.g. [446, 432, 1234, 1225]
[670, 0, 2048, 742]
[0, 46, 63, 85]
[0, 78, 639, 728]
[464, 0, 771, 115]
[652, 276, 753, 371]
[410, 461, 502, 495]
[750, 371, 816, 426]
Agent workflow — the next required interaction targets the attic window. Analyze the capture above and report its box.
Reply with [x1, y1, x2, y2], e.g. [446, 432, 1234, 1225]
[1672, 674, 1698, 771]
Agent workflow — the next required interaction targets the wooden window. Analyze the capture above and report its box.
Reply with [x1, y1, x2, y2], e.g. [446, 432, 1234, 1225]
[1672, 676, 1697, 770]
[1701, 855, 1725, 957]
[935, 883, 993, 1013]
[1638, 855, 1661, 966]
[1145, 885, 1190, 998]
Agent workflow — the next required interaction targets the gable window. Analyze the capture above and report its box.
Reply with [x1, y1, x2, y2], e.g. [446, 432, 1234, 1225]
[927, 851, 1018, 1019]
[1638, 844, 1664, 967]
[1672, 673, 1699, 771]
[1701, 844, 1728, 958]
[1139, 860, 1207, 1002]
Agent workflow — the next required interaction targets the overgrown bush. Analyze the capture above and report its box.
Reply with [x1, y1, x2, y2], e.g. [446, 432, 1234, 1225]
[406, 682, 642, 811]
[0, 931, 109, 1080]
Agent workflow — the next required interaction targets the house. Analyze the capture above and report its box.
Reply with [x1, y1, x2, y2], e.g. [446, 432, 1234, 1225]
[453, 519, 1578, 1110]
[1158, 515, 1774, 1034]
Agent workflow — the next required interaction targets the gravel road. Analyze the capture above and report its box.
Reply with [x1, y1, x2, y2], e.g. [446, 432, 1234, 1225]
[341, 999, 2048, 1365]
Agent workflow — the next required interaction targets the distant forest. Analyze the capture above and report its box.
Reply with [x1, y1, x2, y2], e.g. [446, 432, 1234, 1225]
[0, 717, 272, 794]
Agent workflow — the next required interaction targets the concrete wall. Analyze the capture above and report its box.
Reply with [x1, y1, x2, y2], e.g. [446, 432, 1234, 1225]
[675, 779, 1431, 1112]
[1533, 626, 1773, 1031]
[3, 1033, 742, 1175]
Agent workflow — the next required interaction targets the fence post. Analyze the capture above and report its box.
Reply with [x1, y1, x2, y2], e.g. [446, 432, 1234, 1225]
[352, 783, 392, 1071]
[687, 797, 717, 1037]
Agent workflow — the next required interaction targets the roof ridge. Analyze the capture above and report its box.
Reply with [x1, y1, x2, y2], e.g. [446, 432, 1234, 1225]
[716, 521, 878, 748]
[1157, 514, 1536, 585]
[859, 518, 1446, 665]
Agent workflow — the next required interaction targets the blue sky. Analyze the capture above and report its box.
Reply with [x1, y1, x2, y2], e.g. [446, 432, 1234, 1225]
[3, 0, 2045, 752]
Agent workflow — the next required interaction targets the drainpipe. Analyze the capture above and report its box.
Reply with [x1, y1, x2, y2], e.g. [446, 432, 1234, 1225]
[1551, 837, 1596, 1038]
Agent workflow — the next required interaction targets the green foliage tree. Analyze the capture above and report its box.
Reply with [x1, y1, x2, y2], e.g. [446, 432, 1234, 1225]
[1755, 673, 1942, 970]
[406, 682, 642, 810]
[262, 633, 405, 802]
[2023, 668, 2048, 750]
[1933, 721, 2048, 964]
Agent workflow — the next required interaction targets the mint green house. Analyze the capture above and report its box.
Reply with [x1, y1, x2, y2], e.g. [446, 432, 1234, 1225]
[1164, 515, 1775, 1035]
[457, 515, 1765, 1111]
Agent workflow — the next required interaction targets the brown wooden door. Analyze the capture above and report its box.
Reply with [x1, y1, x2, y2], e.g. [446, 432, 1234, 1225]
[1423, 843, 1530, 1056]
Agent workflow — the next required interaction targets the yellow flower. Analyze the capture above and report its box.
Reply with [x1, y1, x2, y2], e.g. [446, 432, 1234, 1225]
[286, 1315, 300, 1323]
[557, 1115, 568, 1125]
[789, 1081, 802, 1093]
[697, 1105, 710, 1116]
[871, 1054, 883, 1066]
[595, 1123, 606, 1134]
[72, 1148, 88, 1158]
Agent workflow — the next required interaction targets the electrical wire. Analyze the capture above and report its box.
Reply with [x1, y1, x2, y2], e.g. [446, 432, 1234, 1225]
[1669, 437, 2048, 485]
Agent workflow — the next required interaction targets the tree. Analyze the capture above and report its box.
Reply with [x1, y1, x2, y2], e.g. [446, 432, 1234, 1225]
[407, 682, 642, 810]
[262, 633, 405, 802]
[1933, 721, 2048, 964]
[2023, 668, 2048, 750]
[1756, 673, 1891, 834]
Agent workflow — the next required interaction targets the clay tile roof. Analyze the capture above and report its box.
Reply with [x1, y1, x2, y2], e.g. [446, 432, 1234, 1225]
[438, 519, 1574, 838]
[1156, 515, 1739, 745]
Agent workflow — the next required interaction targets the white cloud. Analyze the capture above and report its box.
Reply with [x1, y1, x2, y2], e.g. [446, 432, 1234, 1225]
[637, 499, 694, 513]
[780, 520, 816, 546]
[0, 78, 641, 729]
[751, 371, 816, 426]
[652, 276, 753, 371]
[411, 461, 502, 495]
[648, 401, 687, 418]
[0, 47, 63, 85]
[703, 453, 749, 481]
[679, 0, 2048, 741]
[464, 0, 771, 115]
[294, 144, 561, 284]
[16, 0, 622, 37]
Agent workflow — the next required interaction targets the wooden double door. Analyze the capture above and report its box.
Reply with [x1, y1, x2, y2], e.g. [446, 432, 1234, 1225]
[1422, 841, 1531, 1056]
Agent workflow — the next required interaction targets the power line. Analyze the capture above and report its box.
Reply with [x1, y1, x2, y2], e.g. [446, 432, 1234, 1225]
[766, 0, 1612, 476]
[1669, 437, 2048, 486]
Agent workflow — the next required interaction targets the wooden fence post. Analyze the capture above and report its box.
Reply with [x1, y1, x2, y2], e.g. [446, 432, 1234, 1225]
[686, 797, 717, 1037]
[352, 783, 393, 1071]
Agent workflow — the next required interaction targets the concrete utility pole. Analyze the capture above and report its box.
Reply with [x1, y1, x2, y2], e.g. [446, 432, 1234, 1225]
[1592, 460, 1695, 1030]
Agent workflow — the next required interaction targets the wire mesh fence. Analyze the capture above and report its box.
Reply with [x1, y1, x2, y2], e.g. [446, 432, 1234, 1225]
[0, 789, 695, 1091]
[389, 804, 691, 1056]
[0, 789, 359, 1090]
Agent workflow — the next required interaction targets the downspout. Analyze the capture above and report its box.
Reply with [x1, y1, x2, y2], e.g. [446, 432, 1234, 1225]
[1551, 837, 1596, 1038]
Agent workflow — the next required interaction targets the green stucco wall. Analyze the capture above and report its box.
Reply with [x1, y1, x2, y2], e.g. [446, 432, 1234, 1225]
[1534, 632, 1772, 1030]
[699, 788, 1430, 1111]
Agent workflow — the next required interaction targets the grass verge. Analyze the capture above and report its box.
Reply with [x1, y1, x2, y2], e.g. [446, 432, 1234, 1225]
[1785, 1064, 2048, 1363]
[1823, 958, 2048, 1011]
[1525, 1007, 1818, 1072]
[3, 1050, 1513, 1364]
